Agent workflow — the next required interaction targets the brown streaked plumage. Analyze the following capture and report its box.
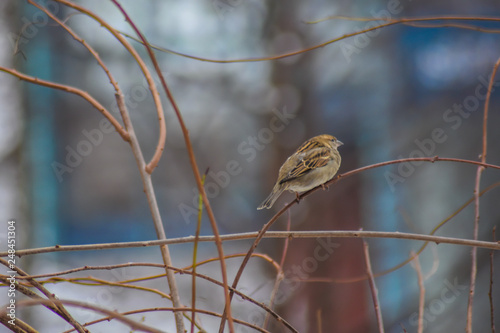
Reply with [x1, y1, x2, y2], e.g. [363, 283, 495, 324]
[257, 134, 343, 210]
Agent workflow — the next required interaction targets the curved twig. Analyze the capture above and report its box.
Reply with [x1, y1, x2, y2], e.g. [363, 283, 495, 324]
[0, 299, 163, 333]
[0, 66, 129, 141]
[0, 258, 87, 333]
[121, 16, 500, 64]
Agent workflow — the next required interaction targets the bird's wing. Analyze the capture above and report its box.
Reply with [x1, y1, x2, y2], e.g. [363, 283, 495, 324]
[295, 138, 325, 154]
[279, 148, 332, 184]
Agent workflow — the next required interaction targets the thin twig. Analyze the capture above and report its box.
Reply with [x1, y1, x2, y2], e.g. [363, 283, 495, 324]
[107, 0, 167, 174]
[41, 275, 172, 300]
[119, 16, 500, 63]
[0, 258, 88, 333]
[410, 251, 425, 333]
[166, 267, 298, 333]
[467, 54, 500, 333]
[108, 1, 235, 330]
[219, 155, 500, 332]
[218, 198, 298, 332]
[263, 209, 292, 329]
[0, 66, 129, 140]
[61, 307, 271, 333]
[316, 308, 322, 333]
[0, 314, 37, 333]
[2, 230, 500, 259]
[20, 1, 183, 330]
[1, 299, 162, 333]
[191, 171, 207, 333]
[362, 240, 384, 333]
[44, 265, 298, 333]
[490, 227, 496, 333]
[25, 0, 131, 136]
[468, 166, 483, 333]
[51, 0, 166, 171]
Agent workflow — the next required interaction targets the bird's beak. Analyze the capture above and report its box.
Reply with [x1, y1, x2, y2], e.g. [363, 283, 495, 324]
[336, 140, 344, 147]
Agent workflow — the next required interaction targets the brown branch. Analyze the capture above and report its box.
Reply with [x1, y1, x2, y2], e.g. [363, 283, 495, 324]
[10, 262, 166, 280]
[410, 251, 425, 333]
[219, 196, 292, 332]
[0, 314, 37, 333]
[61, 307, 271, 333]
[107, 0, 167, 174]
[2, 230, 500, 259]
[467, 54, 500, 333]
[25, 0, 132, 135]
[306, 15, 500, 24]
[363, 240, 384, 333]
[1, 299, 163, 333]
[468, 167, 484, 333]
[191, 170, 207, 333]
[34, 264, 297, 333]
[220, 156, 500, 328]
[45, 1, 183, 330]
[0, 66, 129, 141]
[109, 1, 233, 331]
[121, 16, 500, 64]
[481, 56, 500, 164]
[0, 258, 88, 333]
[42, 276, 172, 300]
[402, 21, 500, 34]
[316, 308, 323, 333]
[52, 0, 166, 172]
[167, 267, 298, 333]
[490, 227, 497, 333]
[263, 210, 292, 329]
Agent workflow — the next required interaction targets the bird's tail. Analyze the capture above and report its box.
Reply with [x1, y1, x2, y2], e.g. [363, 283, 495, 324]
[257, 185, 285, 210]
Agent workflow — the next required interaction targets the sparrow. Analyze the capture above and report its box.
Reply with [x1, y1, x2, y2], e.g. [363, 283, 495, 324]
[257, 134, 343, 210]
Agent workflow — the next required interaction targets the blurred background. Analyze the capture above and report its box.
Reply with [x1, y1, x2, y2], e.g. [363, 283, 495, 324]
[1, 0, 500, 332]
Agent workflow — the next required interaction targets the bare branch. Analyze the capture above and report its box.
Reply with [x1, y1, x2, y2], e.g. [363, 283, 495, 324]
[0, 66, 129, 141]
[363, 240, 384, 333]
[410, 251, 425, 333]
[0, 258, 88, 333]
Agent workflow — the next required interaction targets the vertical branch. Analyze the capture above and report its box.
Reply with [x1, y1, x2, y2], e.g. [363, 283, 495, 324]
[410, 251, 425, 333]
[263, 210, 292, 329]
[316, 308, 323, 333]
[468, 166, 483, 333]
[191, 171, 208, 333]
[219, 201, 292, 333]
[48, 1, 186, 330]
[114, 95, 186, 332]
[467, 55, 500, 333]
[362, 240, 384, 333]
[489, 227, 496, 333]
[108, 2, 234, 331]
